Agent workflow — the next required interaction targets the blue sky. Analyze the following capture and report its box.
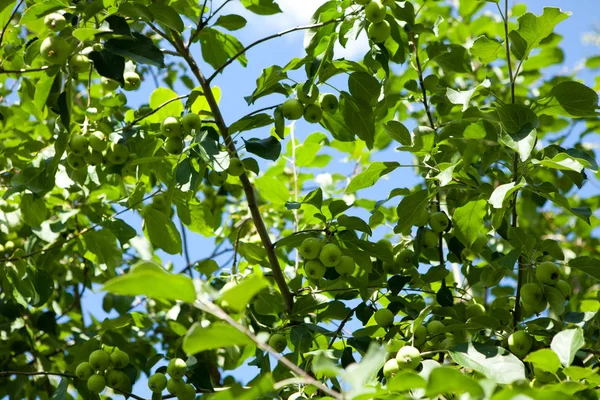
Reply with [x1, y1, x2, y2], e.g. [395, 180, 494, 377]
[76, 1, 600, 396]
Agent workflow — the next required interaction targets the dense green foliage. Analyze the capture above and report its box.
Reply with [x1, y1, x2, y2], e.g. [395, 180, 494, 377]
[0, 0, 599, 399]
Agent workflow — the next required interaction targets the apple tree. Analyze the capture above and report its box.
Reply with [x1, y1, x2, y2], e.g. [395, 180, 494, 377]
[1, 0, 600, 399]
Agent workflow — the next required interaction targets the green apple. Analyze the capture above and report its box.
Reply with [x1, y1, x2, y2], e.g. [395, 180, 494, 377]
[365, 0, 387, 23]
[87, 374, 106, 394]
[67, 153, 86, 170]
[296, 82, 319, 104]
[303, 103, 323, 123]
[75, 362, 94, 380]
[44, 13, 66, 32]
[319, 93, 339, 113]
[429, 211, 450, 233]
[165, 137, 184, 155]
[382, 260, 401, 275]
[106, 143, 129, 165]
[123, 71, 141, 91]
[282, 99, 304, 120]
[88, 131, 107, 152]
[89, 349, 110, 371]
[167, 358, 187, 380]
[105, 368, 128, 388]
[427, 320, 445, 342]
[304, 259, 326, 280]
[383, 358, 400, 379]
[148, 372, 168, 393]
[422, 228, 439, 248]
[101, 77, 119, 91]
[161, 116, 182, 138]
[151, 193, 170, 213]
[68, 134, 89, 156]
[181, 113, 202, 134]
[395, 346, 421, 370]
[167, 378, 186, 395]
[227, 158, 245, 176]
[413, 324, 427, 345]
[466, 303, 486, 319]
[536, 262, 560, 285]
[555, 279, 571, 299]
[109, 349, 129, 369]
[319, 243, 342, 267]
[179, 384, 196, 400]
[335, 255, 356, 275]
[69, 54, 90, 74]
[84, 150, 103, 166]
[40, 36, 71, 65]
[208, 170, 228, 186]
[374, 308, 394, 327]
[298, 237, 322, 260]
[520, 283, 547, 314]
[368, 20, 391, 43]
[396, 249, 414, 269]
[268, 333, 287, 353]
[508, 330, 532, 359]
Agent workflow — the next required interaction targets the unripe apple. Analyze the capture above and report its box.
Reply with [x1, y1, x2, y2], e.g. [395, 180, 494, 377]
[304, 259, 326, 280]
[520, 283, 547, 314]
[412, 324, 427, 345]
[87, 374, 106, 393]
[44, 13, 66, 32]
[422, 228, 439, 248]
[555, 279, 571, 299]
[167, 378, 186, 395]
[296, 83, 319, 104]
[374, 308, 394, 327]
[466, 303, 486, 319]
[40, 36, 71, 65]
[319, 243, 342, 267]
[69, 54, 90, 74]
[396, 249, 414, 269]
[395, 345, 421, 370]
[536, 262, 560, 286]
[161, 116, 182, 138]
[427, 320, 445, 343]
[84, 150, 104, 166]
[268, 333, 287, 353]
[165, 137, 184, 155]
[179, 384, 196, 400]
[227, 158, 245, 176]
[88, 131, 107, 152]
[109, 349, 129, 369]
[68, 134, 89, 156]
[382, 260, 401, 275]
[101, 77, 119, 91]
[106, 142, 129, 165]
[429, 211, 450, 233]
[508, 330, 532, 359]
[167, 358, 188, 380]
[123, 71, 141, 91]
[303, 103, 323, 123]
[67, 153, 86, 170]
[383, 358, 400, 379]
[208, 170, 228, 186]
[299, 237, 322, 260]
[319, 93, 339, 113]
[148, 372, 168, 393]
[368, 20, 391, 43]
[89, 349, 110, 371]
[75, 362, 94, 380]
[105, 368, 128, 388]
[335, 255, 355, 275]
[151, 193, 170, 213]
[281, 99, 304, 120]
[181, 113, 202, 134]
[365, 0, 387, 23]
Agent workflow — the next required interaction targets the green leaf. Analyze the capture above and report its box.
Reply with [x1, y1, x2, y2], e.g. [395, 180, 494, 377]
[387, 371, 426, 392]
[384, 121, 411, 145]
[292, 294, 329, 315]
[452, 199, 487, 248]
[449, 342, 526, 384]
[244, 136, 281, 161]
[340, 92, 375, 149]
[215, 14, 247, 31]
[198, 28, 247, 70]
[51, 378, 68, 400]
[240, 0, 282, 15]
[348, 72, 381, 106]
[524, 349, 561, 373]
[103, 261, 196, 302]
[183, 322, 253, 354]
[104, 32, 165, 68]
[471, 36, 503, 63]
[426, 367, 484, 398]
[79, 229, 123, 271]
[21, 193, 47, 227]
[342, 342, 387, 399]
[219, 275, 269, 312]
[346, 162, 400, 193]
[229, 113, 273, 134]
[569, 257, 600, 281]
[544, 284, 566, 315]
[514, 7, 571, 60]
[143, 208, 182, 255]
[118, 3, 154, 22]
[395, 190, 430, 234]
[148, 87, 184, 124]
[550, 328, 584, 367]
[254, 176, 289, 205]
[338, 215, 372, 236]
[88, 49, 126, 86]
[489, 179, 525, 209]
[247, 65, 288, 104]
[534, 81, 599, 118]
[432, 45, 472, 73]
[497, 103, 540, 135]
[446, 79, 490, 111]
[147, 3, 184, 32]
[33, 67, 59, 112]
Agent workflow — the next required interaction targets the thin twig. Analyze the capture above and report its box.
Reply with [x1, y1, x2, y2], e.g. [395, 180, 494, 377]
[203, 0, 232, 29]
[328, 305, 358, 349]
[186, 0, 212, 48]
[0, 0, 24, 48]
[180, 220, 193, 278]
[114, 94, 190, 133]
[177, 246, 232, 274]
[0, 65, 53, 74]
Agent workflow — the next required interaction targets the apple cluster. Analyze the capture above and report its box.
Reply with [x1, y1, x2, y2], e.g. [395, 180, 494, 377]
[355, 0, 393, 43]
[383, 345, 422, 379]
[147, 358, 196, 400]
[298, 238, 356, 280]
[520, 262, 570, 315]
[281, 83, 339, 123]
[75, 348, 130, 394]
[66, 130, 130, 171]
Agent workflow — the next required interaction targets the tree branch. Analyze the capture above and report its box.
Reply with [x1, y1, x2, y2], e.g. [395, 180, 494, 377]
[0, 0, 24, 48]
[328, 305, 358, 349]
[114, 94, 190, 133]
[0, 65, 53, 75]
